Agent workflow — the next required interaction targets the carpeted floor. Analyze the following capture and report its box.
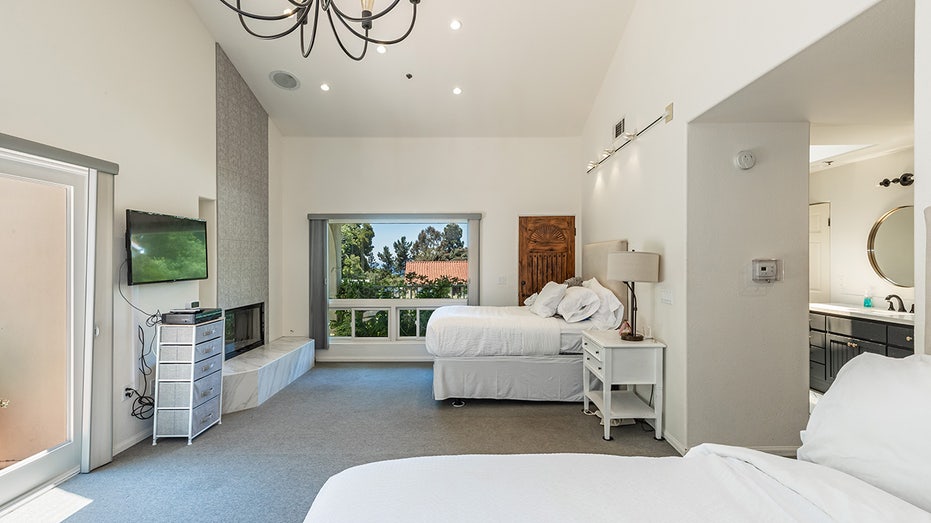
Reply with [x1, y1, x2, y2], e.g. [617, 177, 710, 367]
[54, 362, 677, 522]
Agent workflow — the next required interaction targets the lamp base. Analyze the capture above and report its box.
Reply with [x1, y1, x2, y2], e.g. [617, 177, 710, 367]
[621, 333, 644, 342]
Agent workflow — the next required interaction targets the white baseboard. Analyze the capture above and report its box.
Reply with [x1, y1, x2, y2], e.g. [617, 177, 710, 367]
[663, 431, 688, 456]
[317, 342, 433, 362]
[113, 427, 152, 456]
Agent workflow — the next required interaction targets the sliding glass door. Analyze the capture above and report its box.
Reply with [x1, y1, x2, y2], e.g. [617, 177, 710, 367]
[0, 148, 93, 508]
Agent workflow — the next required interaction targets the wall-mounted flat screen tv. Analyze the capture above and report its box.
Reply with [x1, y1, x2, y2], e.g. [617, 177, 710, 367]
[126, 209, 208, 285]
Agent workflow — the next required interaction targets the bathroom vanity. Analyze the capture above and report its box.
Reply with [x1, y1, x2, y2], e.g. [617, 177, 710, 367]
[809, 303, 914, 393]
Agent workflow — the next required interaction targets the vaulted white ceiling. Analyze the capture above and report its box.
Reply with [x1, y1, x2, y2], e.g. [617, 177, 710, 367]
[189, 1, 635, 137]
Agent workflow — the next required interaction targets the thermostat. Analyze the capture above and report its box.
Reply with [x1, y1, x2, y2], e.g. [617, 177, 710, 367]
[751, 258, 778, 283]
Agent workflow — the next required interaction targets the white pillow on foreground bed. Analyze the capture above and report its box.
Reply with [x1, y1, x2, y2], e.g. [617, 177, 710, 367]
[582, 277, 624, 329]
[556, 286, 600, 322]
[798, 352, 931, 512]
[528, 281, 567, 318]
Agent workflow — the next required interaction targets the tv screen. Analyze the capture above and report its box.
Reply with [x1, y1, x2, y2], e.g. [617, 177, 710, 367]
[126, 209, 208, 285]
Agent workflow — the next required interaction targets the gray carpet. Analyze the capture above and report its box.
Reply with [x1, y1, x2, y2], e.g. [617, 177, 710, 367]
[60, 363, 677, 522]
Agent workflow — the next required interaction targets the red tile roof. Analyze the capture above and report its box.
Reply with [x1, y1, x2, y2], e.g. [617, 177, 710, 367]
[405, 260, 468, 281]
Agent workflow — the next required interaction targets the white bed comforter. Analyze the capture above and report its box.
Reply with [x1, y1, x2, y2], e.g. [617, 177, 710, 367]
[425, 305, 563, 357]
[305, 444, 931, 523]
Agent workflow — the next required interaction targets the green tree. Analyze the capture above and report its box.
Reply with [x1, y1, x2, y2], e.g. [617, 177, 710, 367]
[393, 236, 412, 274]
[377, 245, 395, 273]
[412, 226, 443, 260]
[339, 223, 375, 278]
[440, 223, 466, 260]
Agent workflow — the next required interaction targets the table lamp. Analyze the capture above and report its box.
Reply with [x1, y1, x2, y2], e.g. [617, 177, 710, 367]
[606, 251, 660, 341]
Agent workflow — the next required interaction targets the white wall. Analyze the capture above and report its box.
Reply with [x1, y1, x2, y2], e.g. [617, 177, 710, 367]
[809, 149, 915, 307]
[687, 123, 811, 450]
[580, 0, 881, 452]
[268, 120, 285, 341]
[0, 1, 217, 452]
[915, 1, 930, 355]
[275, 137, 581, 337]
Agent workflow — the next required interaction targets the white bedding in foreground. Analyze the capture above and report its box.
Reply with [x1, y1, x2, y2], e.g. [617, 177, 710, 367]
[425, 305, 585, 357]
[305, 444, 930, 523]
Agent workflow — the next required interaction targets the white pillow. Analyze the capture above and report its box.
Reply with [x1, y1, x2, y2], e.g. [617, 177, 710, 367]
[528, 281, 567, 318]
[797, 353, 931, 512]
[582, 277, 624, 329]
[556, 286, 600, 323]
[523, 293, 538, 306]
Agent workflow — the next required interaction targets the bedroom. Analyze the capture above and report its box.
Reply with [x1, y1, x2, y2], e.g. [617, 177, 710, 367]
[0, 0, 928, 518]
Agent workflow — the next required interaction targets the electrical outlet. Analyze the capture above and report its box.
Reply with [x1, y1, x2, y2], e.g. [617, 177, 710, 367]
[122, 384, 134, 402]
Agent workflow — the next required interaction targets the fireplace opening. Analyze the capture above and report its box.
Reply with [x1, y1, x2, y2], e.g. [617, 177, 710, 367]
[224, 302, 265, 360]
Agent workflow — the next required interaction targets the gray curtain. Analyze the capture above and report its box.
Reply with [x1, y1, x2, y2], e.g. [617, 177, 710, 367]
[308, 219, 329, 350]
[467, 217, 480, 305]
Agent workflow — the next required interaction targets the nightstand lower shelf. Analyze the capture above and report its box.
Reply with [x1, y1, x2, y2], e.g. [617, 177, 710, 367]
[585, 389, 655, 421]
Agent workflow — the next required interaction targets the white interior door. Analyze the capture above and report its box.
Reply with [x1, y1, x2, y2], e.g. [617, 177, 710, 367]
[0, 148, 94, 508]
[809, 202, 831, 303]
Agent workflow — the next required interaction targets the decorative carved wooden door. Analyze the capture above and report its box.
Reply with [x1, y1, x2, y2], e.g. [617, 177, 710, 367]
[518, 216, 576, 303]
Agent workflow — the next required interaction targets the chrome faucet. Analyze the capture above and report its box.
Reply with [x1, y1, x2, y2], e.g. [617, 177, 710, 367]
[885, 294, 906, 312]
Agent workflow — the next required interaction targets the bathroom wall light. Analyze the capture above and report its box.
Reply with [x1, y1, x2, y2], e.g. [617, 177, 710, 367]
[878, 172, 914, 187]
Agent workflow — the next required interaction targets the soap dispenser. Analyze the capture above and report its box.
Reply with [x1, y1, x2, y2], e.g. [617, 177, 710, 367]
[863, 291, 872, 308]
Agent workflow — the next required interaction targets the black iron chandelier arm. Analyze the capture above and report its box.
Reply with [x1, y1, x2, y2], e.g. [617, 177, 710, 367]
[298, 1, 323, 58]
[218, 0, 299, 21]
[330, 2, 418, 45]
[326, 7, 368, 61]
[235, 13, 305, 40]
[326, 0, 404, 23]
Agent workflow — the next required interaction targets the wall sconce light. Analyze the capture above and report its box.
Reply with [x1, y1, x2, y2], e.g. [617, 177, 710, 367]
[878, 172, 914, 187]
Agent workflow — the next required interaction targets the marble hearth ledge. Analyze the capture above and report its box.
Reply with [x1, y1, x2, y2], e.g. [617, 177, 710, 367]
[222, 336, 314, 414]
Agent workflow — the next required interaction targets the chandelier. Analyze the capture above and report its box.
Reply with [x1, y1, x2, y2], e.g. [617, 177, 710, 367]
[218, 0, 421, 61]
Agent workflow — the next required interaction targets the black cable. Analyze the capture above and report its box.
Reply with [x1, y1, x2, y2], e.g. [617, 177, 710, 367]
[118, 258, 160, 419]
[637, 385, 656, 432]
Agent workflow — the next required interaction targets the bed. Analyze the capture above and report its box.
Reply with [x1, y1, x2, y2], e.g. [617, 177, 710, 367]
[305, 352, 931, 522]
[426, 240, 629, 403]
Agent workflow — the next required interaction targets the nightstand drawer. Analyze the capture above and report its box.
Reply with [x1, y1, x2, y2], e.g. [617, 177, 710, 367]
[584, 354, 606, 381]
[582, 339, 604, 362]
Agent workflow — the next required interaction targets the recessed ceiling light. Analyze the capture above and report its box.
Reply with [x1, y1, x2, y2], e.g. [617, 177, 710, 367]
[452, 87, 462, 95]
[450, 19, 462, 30]
[376, 45, 387, 54]
[269, 70, 300, 90]
[320, 83, 330, 92]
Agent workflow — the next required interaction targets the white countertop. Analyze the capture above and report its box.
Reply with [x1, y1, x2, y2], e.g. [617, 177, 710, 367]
[809, 302, 914, 326]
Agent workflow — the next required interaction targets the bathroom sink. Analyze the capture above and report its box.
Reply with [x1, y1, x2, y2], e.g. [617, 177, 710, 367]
[810, 303, 914, 324]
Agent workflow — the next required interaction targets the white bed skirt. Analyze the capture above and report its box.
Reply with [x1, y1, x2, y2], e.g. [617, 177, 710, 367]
[433, 355, 583, 401]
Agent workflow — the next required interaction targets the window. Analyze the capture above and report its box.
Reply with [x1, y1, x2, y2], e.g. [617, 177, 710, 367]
[308, 214, 480, 347]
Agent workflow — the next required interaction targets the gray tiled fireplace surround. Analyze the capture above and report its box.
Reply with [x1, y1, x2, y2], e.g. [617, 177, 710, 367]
[215, 45, 313, 413]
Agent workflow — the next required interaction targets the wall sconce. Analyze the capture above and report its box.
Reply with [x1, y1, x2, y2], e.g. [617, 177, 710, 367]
[878, 172, 914, 187]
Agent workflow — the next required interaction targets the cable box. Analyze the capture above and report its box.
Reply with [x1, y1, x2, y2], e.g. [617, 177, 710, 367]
[161, 308, 223, 325]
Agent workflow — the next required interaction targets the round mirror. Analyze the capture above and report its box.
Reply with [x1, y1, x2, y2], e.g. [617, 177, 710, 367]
[867, 205, 914, 287]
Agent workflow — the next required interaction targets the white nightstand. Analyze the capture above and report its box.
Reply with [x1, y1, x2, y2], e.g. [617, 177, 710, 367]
[582, 330, 665, 440]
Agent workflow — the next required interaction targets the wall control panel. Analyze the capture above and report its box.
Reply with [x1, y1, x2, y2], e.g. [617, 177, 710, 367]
[751, 258, 778, 283]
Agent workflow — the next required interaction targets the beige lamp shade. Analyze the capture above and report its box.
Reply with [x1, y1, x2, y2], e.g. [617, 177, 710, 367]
[606, 251, 660, 283]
